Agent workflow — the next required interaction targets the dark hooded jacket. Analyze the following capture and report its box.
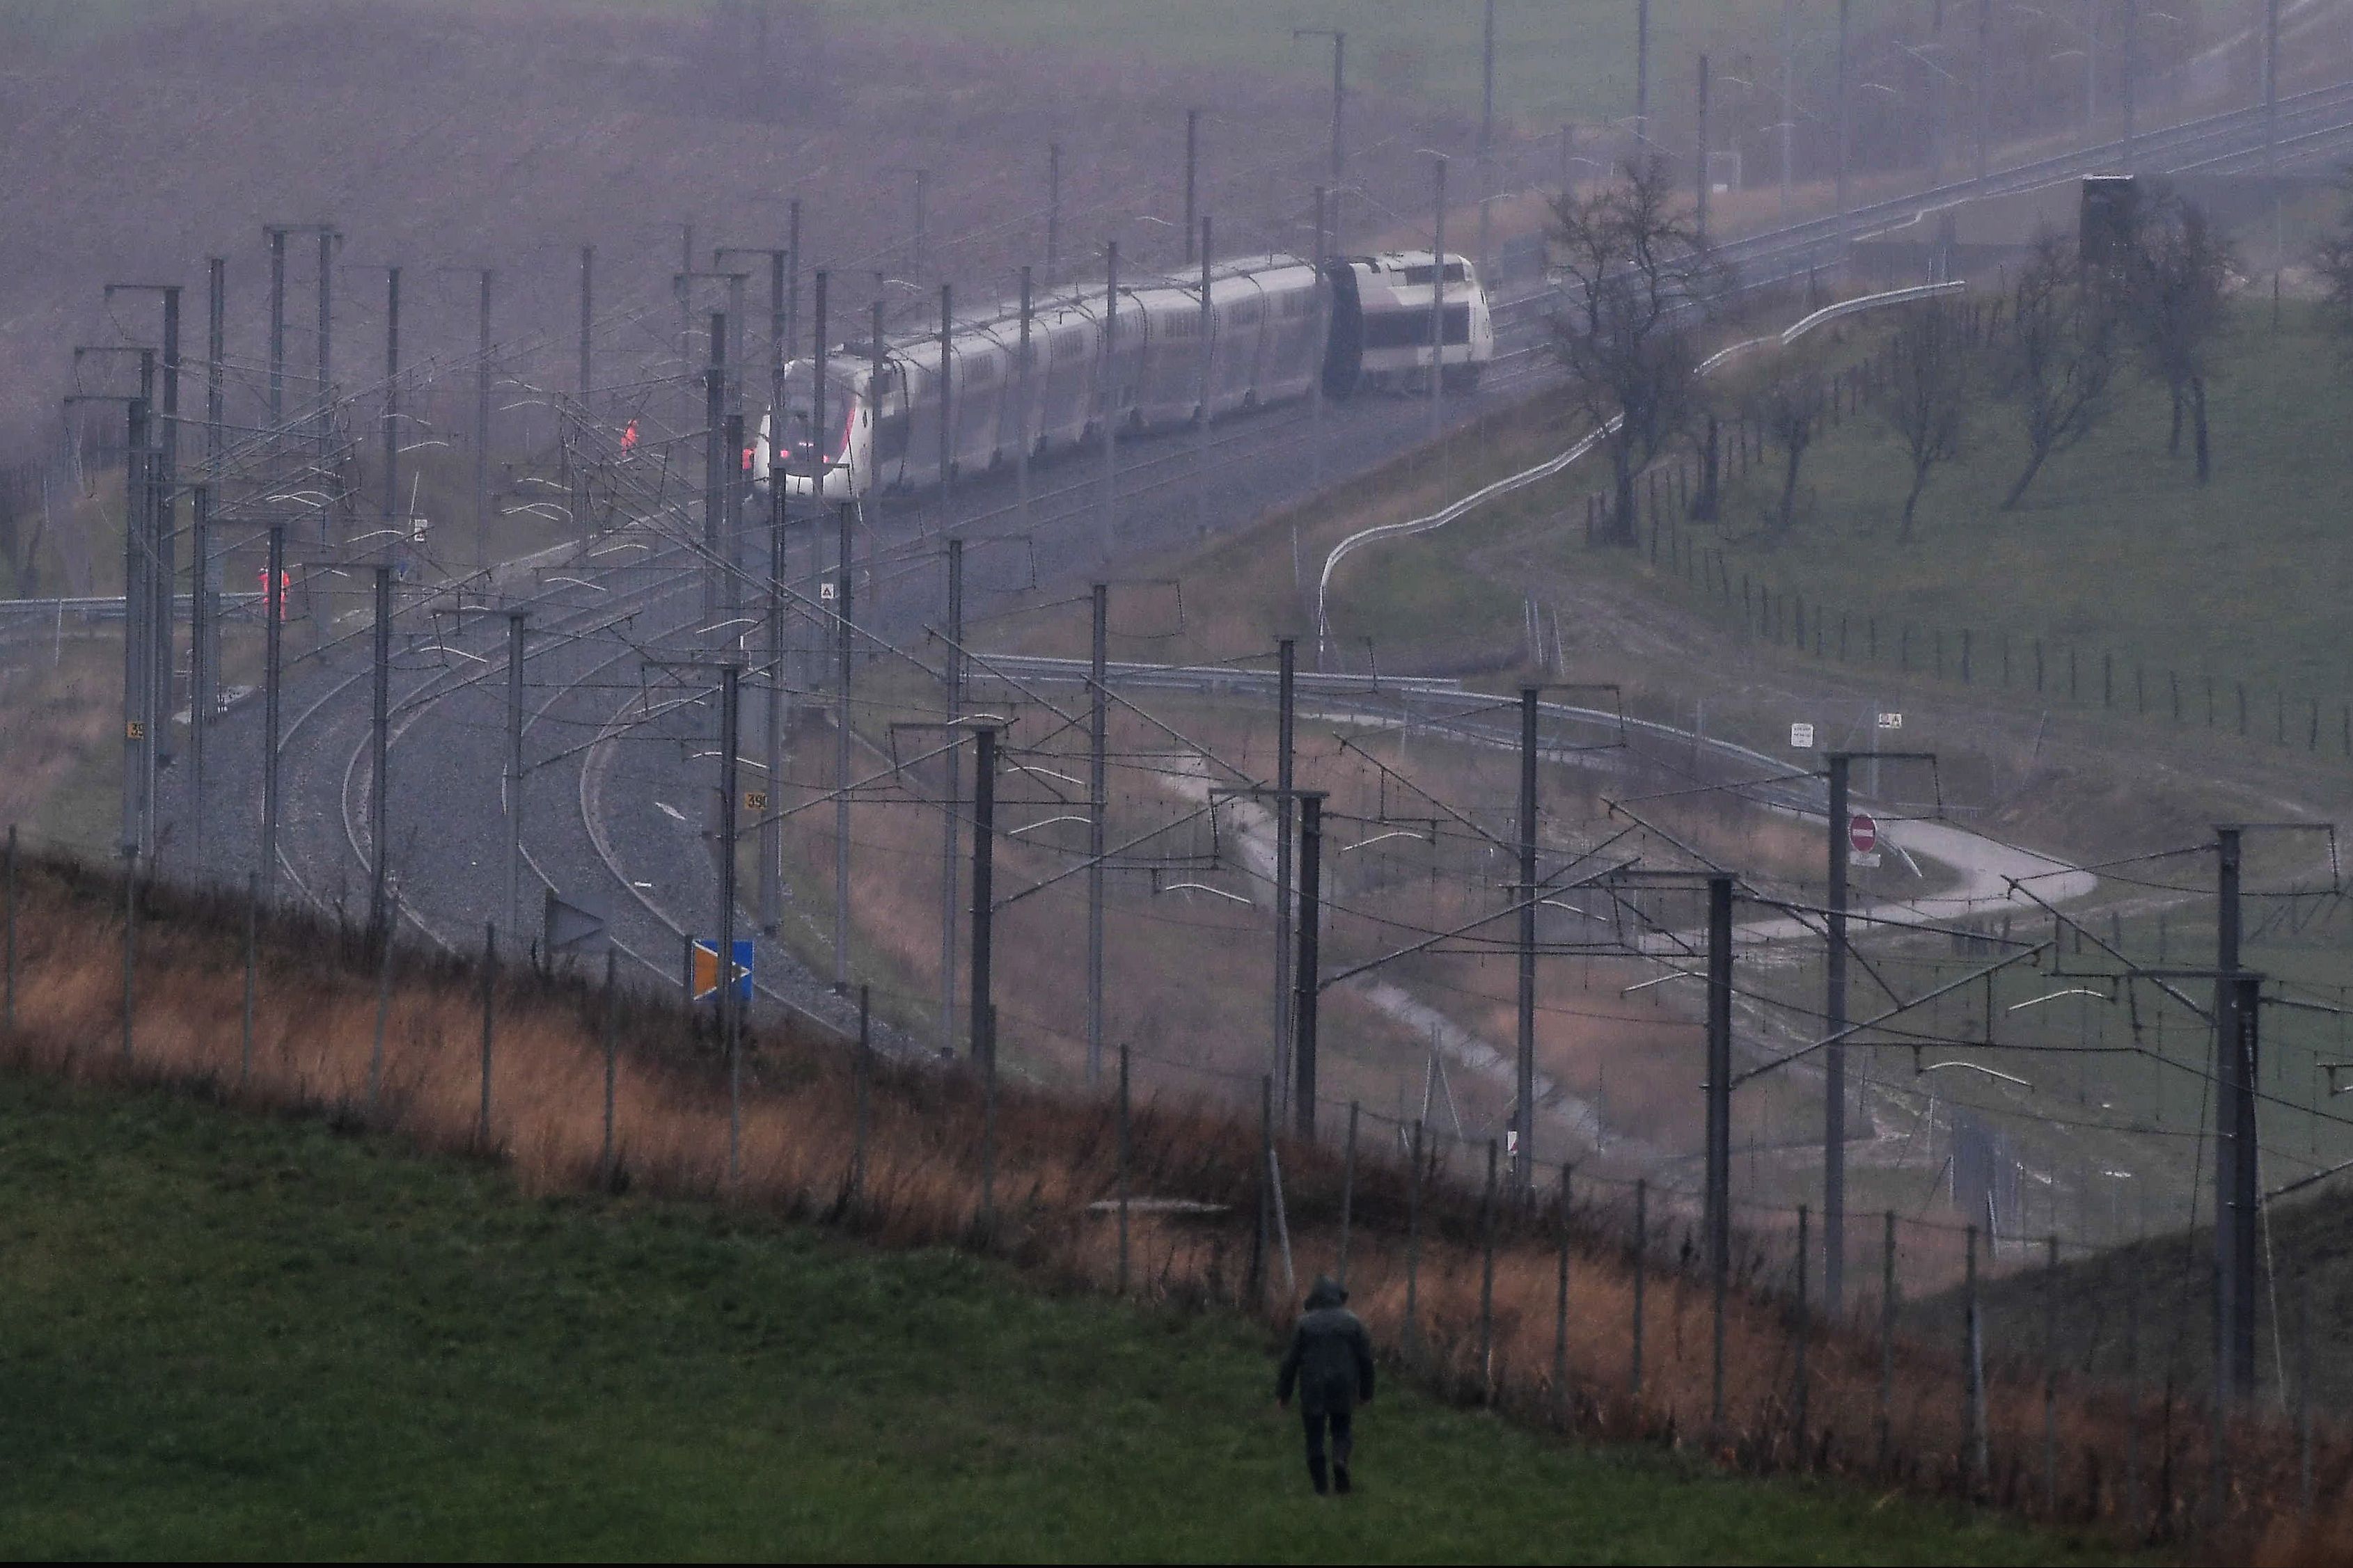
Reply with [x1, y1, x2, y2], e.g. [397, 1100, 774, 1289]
[1275, 1276, 1376, 1416]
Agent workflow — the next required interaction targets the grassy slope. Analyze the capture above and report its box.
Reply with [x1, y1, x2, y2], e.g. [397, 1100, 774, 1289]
[0, 1066, 2104, 1564]
[1642, 303, 2353, 702]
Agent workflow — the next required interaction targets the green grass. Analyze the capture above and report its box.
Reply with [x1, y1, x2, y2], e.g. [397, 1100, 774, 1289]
[1652, 303, 2353, 704]
[0, 1066, 2114, 1562]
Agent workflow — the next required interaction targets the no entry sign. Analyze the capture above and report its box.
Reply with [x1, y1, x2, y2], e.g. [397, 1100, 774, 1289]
[1848, 813, 1878, 856]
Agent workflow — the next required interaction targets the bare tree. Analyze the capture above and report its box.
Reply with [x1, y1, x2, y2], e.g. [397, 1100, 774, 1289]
[1994, 230, 2120, 511]
[1546, 159, 1724, 546]
[2123, 187, 2234, 483]
[1744, 343, 1825, 535]
[1877, 301, 1973, 535]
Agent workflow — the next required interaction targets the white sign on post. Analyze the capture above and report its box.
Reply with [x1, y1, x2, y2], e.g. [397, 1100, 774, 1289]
[820, 581, 837, 601]
[1790, 722, 1816, 749]
[1877, 711, 1904, 730]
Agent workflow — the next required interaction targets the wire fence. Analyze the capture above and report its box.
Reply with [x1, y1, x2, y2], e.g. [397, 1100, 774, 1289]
[1, 836, 2341, 1551]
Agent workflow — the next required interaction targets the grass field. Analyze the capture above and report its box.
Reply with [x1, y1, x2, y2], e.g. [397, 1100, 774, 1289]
[0, 1064, 2114, 1563]
[1632, 301, 2353, 702]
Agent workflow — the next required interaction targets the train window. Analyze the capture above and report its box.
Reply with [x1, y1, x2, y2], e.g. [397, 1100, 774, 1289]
[1399, 262, 1469, 286]
[1361, 304, 1474, 349]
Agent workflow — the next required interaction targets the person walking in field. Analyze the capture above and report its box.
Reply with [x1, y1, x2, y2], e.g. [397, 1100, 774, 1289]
[1275, 1275, 1376, 1496]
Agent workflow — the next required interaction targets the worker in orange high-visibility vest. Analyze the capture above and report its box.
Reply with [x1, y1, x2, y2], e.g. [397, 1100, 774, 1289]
[620, 419, 639, 453]
[256, 566, 291, 621]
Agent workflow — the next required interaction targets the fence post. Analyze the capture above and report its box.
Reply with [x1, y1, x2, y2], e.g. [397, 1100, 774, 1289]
[1404, 1119, 1424, 1363]
[2299, 1276, 2315, 1520]
[1480, 1139, 1498, 1404]
[1965, 1223, 1987, 1491]
[1250, 1073, 1270, 1308]
[1117, 1043, 1131, 1295]
[1879, 1210, 1896, 1473]
[1555, 1163, 1573, 1426]
[981, 1009, 1000, 1240]
[366, 908, 395, 1112]
[2125, 1286, 2142, 1531]
[601, 950, 619, 1189]
[3, 823, 15, 1033]
[1631, 1178, 1647, 1402]
[1794, 1204, 1811, 1462]
[120, 848, 138, 1064]
[241, 871, 257, 1084]
[2043, 1233, 2059, 1514]
[1337, 1101, 1358, 1290]
[477, 921, 496, 1149]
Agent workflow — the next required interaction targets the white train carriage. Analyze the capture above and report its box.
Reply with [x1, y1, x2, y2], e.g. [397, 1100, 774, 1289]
[760, 255, 1327, 500]
[1322, 250, 1495, 397]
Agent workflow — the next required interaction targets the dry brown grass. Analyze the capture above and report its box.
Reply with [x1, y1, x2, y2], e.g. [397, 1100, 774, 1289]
[6, 848, 2338, 1555]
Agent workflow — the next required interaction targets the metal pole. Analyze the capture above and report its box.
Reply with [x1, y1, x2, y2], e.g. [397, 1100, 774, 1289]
[478, 922, 496, 1148]
[833, 497, 853, 992]
[1195, 215, 1211, 540]
[267, 228, 286, 426]
[1827, 753, 1850, 1315]
[941, 540, 963, 1055]
[1696, 53, 1711, 246]
[2214, 825, 2244, 1400]
[1976, 0, 1991, 187]
[970, 724, 996, 1070]
[382, 267, 400, 527]
[579, 245, 594, 403]
[1965, 1222, 1987, 1487]
[505, 612, 527, 935]
[120, 846, 137, 1062]
[1404, 1118, 1424, 1360]
[1308, 187, 1326, 541]
[1016, 267, 1033, 530]
[1795, 1203, 1811, 1453]
[3, 824, 13, 1032]
[1117, 1043, 1131, 1293]
[2121, 0, 2139, 172]
[705, 310, 726, 622]
[1046, 143, 1062, 289]
[475, 269, 492, 569]
[1706, 873, 1733, 1427]
[1780, 0, 1795, 221]
[938, 283, 954, 536]
[261, 524, 284, 902]
[718, 663, 742, 1185]
[592, 949, 615, 1187]
[120, 394, 148, 860]
[315, 229, 333, 486]
[368, 894, 395, 1111]
[786, 200, 801, 367]
[1479, 1139, 1498, 1402]
[155, 291, 179, 819]
[1631, 1177, 1647, 1397]
[1087, 581, 1107, 1086]
[1330, 33, 1346, 248]
[1879, 1210, 1897, 1471]
[1555, 1164, 1572, 1424]
[760, 452, 784, 934]
[2043, 1233, 2060, 1512]
[1428, 156, 1447, 447]
[1836, 0, 1852, 245]
[368, 565, 391, 946]
[1293, 792, 1323, 1138]
[1635, 0, 1651, 152]
[1099, 241, 1118, 561]
[1339, 1101, 1358, 1289]
[1478, 0, 1495, 281]
[241, 870, 256, 1084]
[1515, 687, 1538, 1187]
[1183, 109, 1199, 266]
[1274, 640, 1296, 1093]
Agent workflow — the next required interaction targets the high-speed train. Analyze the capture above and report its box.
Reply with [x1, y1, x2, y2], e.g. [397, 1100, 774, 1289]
[758, 249, 1495, 500]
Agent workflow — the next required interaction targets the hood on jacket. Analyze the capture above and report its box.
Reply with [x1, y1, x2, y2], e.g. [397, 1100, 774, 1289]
[1305, 1276, 1347, 1310]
